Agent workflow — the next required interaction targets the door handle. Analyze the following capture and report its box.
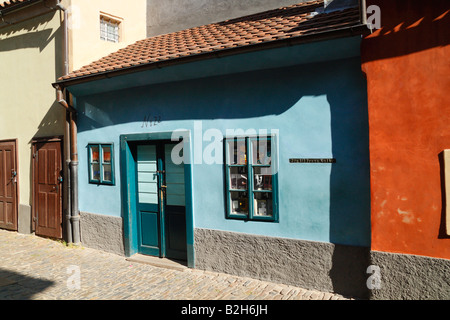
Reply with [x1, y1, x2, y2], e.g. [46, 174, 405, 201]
[10, 170, 17, 183]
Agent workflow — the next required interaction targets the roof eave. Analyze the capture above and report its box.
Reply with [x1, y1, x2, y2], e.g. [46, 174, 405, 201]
[0, 0, 42, 14]
[53, 23, 370, 90]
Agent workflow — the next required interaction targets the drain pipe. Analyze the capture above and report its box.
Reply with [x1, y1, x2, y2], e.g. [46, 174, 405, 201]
[360, 0, 367, 26]
[56, 85, 80, 245]
[54, 0, 80, 245]
[64, 109, 72, 244]
[54, 0, 72, 244]
[56, 0, 69, 75]
[69, 108, 80, 245]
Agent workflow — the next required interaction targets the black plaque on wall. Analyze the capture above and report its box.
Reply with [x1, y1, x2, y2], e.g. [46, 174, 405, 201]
[289, 158, 336, 163]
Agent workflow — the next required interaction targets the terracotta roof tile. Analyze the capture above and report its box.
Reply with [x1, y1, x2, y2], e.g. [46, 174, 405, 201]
[0, 0, 37, 9]
[58, 0, 362, 82]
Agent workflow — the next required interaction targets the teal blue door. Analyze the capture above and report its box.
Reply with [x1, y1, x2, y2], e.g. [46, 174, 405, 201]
[136, 142, 187, 260]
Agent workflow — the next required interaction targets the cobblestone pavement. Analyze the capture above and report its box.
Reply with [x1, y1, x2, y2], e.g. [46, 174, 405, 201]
[0, 229, 350, 300]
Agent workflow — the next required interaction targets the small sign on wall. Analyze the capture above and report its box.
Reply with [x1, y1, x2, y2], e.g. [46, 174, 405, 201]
[289, 158, 336, 163]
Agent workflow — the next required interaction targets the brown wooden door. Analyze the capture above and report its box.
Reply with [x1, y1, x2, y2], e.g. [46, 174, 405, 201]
[34, 140, 63, 239]
[0, 140, 18, 231]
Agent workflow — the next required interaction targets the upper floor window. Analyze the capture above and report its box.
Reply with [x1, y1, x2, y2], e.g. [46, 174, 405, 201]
[100, 13, 121, 43]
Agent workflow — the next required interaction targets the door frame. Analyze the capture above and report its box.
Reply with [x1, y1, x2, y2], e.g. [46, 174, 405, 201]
[31, 136, 63, 237]
[120, 131, 194, 267]
[0, 139, 19, 231]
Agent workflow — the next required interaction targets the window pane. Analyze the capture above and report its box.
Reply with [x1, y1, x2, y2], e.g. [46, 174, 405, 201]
[107, 23, 114, 39]
[114, 25, 119, 42]
[91, 163, 100, 181]
[230, 191, 248, 215]
[252, 138, 271, 165]
[103, 164, 112, 182]
[229, 166, 247, 190]
[102, 146, 111, 163]
[227, 139, 247, 165]
[100, 20, 106, 40]
[91, 146, 99, 162]
[253, 166, 272, 191]
[253, 192, 273, 217]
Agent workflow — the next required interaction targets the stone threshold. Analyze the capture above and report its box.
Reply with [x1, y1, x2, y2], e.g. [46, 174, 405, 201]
[126, 254, 188, 272]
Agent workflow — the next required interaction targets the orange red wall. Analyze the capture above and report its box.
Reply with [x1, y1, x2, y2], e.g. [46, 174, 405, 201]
[361, 0, 450, 259]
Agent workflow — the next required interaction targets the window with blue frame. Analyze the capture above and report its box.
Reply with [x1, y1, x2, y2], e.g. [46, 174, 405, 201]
[224, 136, 278, 222]
[88, 143, 114, 185]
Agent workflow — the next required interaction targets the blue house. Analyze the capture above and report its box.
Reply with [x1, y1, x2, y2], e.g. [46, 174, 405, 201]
[53, 0, 371, 298]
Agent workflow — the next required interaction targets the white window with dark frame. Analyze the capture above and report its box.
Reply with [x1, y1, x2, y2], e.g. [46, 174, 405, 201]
[224, 135, 278, 222]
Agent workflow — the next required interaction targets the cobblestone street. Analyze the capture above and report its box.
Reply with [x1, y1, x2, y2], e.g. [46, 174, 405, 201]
[0, 229, 351, 301]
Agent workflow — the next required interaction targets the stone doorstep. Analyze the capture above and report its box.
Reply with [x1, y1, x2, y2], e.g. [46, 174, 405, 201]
[126, 254, 188, 272]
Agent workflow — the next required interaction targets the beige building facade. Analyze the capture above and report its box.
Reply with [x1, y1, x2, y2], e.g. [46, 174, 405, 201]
[0, 0, 146, 238]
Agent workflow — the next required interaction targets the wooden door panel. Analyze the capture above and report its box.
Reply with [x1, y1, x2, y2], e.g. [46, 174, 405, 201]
[38, 149, 47, 184]
[47, 192, 57, 229]
[164, 143, 187, 260]
[137, 144, 161, 256]
[34, 140, 62, 239]
[140, 211, 160, 249]
[0, 141, 17, 231]
[37, 192, 47, 228]
[48, 149, 57, 184]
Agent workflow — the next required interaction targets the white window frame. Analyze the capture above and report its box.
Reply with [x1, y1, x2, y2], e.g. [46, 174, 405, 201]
[100, 13, 122, 43]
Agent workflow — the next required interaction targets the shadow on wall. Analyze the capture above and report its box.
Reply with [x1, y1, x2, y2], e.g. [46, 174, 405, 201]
[362, 0, 450, 63]
[0, 10, 64, 83]
[327, 61, 371, 299]
[25, 101, 66, 231]
[0, 10, 59, 51]
[0, 268, 54, 299]
[0, 11, 66, 235]
[329, 244, 371, 299]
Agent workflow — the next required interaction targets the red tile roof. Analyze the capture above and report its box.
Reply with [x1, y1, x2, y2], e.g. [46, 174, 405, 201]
[0, 0, 38, 9]
[57, 0, 363, 84]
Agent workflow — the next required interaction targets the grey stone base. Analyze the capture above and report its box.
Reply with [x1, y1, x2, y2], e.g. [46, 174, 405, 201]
[18, 204, 32, 234]
[370, 250, 450, 300]
[194, 228, 450, 300]
[76, 220, 450, 299]
[80, 211, 125, 256]
[194, 228, 371, 299]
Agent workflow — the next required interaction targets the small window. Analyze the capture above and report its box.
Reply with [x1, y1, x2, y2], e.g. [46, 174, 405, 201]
[100, 14, 121, 43]
[88, 143, 114, 185]
[224, 136, 278, 222]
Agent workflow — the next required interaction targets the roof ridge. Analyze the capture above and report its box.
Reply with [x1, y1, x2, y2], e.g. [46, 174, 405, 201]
[216, 0, 324, 25]
[57, 0, 363, 83]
